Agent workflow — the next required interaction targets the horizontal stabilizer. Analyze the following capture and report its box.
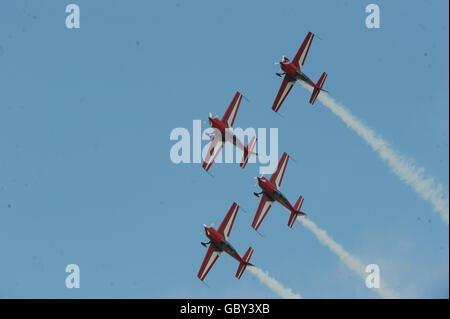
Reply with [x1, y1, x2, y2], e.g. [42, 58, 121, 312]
[236, 247, 254, 279]
[288, 196, 307, 228]
[294, 195, 304, 212]
[240, 137, 257, 168]
[309, 72, 327, 105]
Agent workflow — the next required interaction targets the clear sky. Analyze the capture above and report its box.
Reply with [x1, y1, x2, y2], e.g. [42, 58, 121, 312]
[0, 0, 448, 298]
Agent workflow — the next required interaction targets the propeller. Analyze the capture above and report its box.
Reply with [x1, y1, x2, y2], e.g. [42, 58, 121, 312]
[201, 223, 214, 236]
[206, 113, 214, 128]
[253, 174, 264, 187]
[275, 55, 287, 65]
[208, 112, 220, 122]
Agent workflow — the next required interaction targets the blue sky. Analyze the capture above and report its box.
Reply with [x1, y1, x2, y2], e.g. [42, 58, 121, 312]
[0, 0, 448, 298]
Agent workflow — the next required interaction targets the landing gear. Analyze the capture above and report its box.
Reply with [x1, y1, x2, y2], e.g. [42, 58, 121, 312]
[201, 241, 211, 248]
[253, 191, 263, 198]
[276, 72, 285, 78]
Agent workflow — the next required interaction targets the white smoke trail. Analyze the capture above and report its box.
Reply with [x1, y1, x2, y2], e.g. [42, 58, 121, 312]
[247, 266, 302, 299]
[300, 217, 397, 299]
[300, 82, 449, 225]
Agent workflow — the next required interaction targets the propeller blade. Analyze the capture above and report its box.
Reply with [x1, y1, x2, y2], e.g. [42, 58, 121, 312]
[209, 112, 212, 118]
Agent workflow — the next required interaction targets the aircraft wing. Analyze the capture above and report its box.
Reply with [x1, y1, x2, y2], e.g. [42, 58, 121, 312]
[251, 195, 274, 231]
[272, 75, 295, 112]
[202, 134, 224, 171]
[270, 152, 289, 189]
[293, 32, 314, 71]
[218, 202, 239, 240]
[222, 91, 243, 127]
[197, 244, 222, 281]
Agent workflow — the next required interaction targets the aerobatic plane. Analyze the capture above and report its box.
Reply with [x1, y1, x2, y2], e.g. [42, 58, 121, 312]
[272, 31, 328, 112]
[252, 152, 307, 231]
[198, 202, 254, 281]
[202, 91, 258, 171]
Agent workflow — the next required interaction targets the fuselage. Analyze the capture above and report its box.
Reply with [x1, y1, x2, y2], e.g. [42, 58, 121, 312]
[208, 117, 246, 151]
[257, 177, 295, 212]
[280, 59, 315, 87]
[204, 225, 242, 263]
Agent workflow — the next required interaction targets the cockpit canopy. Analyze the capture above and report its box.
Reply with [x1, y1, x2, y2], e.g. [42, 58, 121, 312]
[221, 239, 235, 252]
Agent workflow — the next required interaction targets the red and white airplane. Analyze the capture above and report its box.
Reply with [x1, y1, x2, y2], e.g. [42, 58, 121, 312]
[198, 202, 254, 281]
[272, 32, 328, 112]
[202, 91, 258, 171]
[252, 152, 307, 231]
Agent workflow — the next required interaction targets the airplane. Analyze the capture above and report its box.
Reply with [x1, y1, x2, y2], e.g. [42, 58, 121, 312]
[252, 152, 307, 231]
[202, 91, 258, 171]
[272, 31, 328, 112]
[198, 202, 254, 281]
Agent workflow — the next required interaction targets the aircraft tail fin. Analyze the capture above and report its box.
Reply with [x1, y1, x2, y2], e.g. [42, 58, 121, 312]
[309, 72, 327, 105]
[236, 247, 254, 279]
[240, 136, 257, 169]
[288, 195, 307, 228]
